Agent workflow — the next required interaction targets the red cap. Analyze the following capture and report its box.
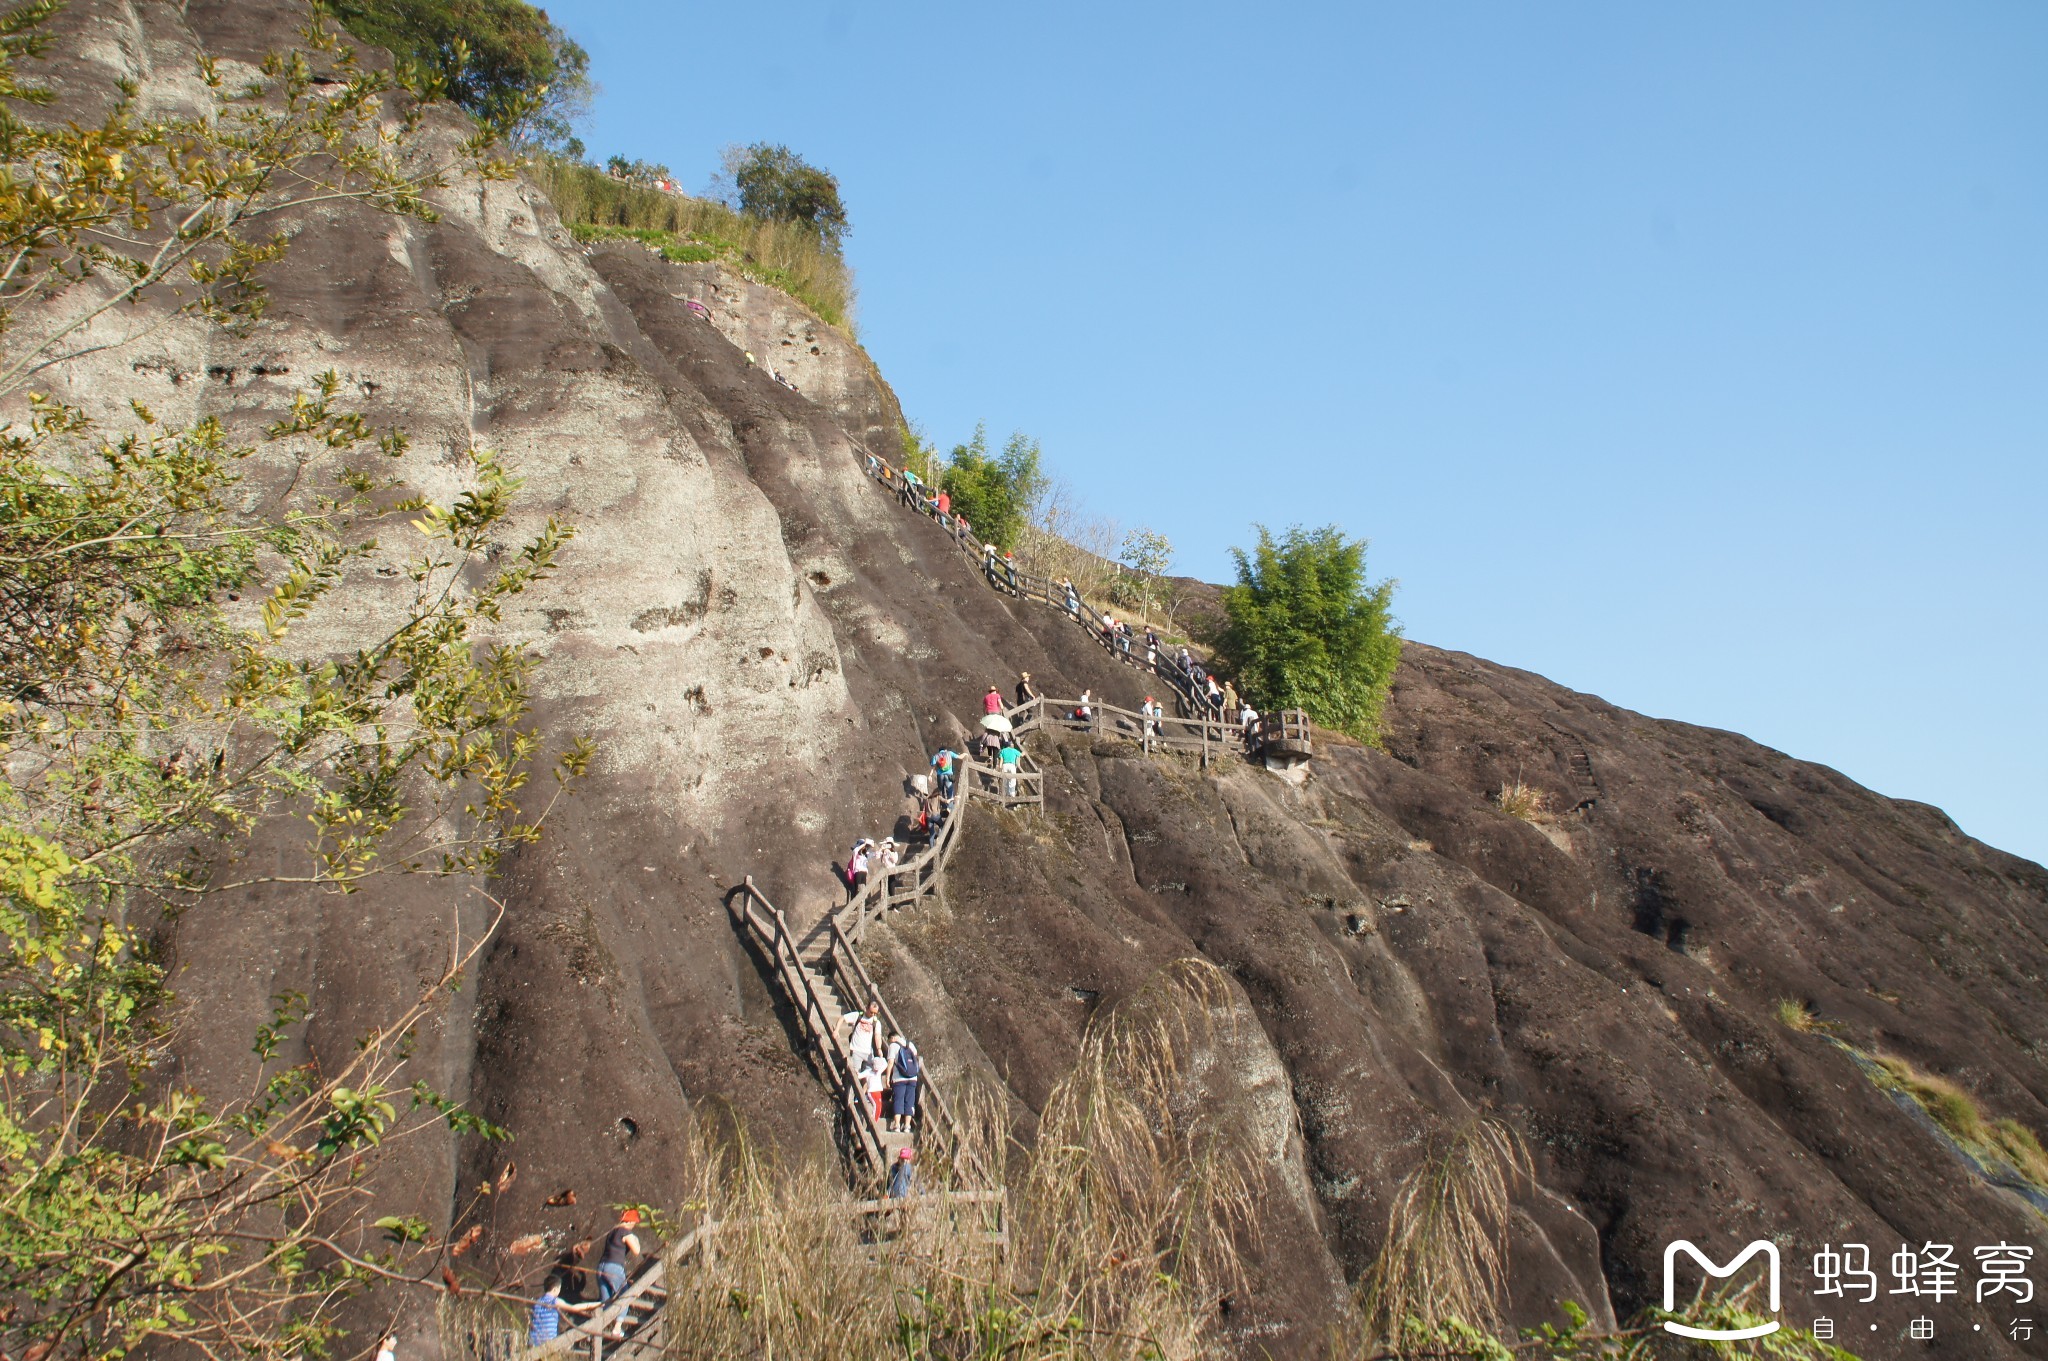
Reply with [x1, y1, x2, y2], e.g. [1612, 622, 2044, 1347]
[619, 1209, 641, 1225]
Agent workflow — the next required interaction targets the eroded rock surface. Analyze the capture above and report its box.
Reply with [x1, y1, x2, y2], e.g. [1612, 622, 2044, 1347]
[21, 2, 2047, 1355]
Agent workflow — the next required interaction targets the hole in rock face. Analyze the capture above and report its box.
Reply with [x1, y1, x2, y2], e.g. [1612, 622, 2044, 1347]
[808, 570, 831, 587]
[1748, 798, 1801, 831]
[615, 1116, 639, 1143]
[1069, 987, 1100, 1003]
[1631, 867, 1673, 939]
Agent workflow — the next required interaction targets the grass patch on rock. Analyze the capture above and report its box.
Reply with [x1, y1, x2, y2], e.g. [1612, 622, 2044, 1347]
[531, 157, 855, 327]
[1869, 1052, 2048, 1189]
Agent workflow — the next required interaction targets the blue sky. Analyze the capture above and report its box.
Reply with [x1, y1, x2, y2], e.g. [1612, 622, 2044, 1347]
[543, 1, 2048, 865]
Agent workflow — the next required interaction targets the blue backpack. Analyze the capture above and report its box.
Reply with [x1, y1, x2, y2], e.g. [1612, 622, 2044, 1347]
[895, 1046, 921, 1081]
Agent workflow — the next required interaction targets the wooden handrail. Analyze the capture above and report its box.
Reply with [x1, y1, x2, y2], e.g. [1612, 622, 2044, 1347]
[733, 880, 889, 1176]
[822, 917, 972, 1176]
[520, 1223, 704, 1361]
[859, 462, 1323, 758]
[517, 1191, 1009, 1359]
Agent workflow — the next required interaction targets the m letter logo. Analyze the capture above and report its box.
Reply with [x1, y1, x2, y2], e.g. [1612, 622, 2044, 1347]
[1662, 1240, 1782, 1340]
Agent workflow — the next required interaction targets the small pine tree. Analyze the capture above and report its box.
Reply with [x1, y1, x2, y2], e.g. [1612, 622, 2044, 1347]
[1216, 525, 1401, 741]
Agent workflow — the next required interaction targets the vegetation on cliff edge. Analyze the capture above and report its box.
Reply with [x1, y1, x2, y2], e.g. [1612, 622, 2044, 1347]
[322, 0, 591, 154]
[1217, 523, 1402, 743]
[531, 157, 857, 328]
[0, 13, 580, 1356]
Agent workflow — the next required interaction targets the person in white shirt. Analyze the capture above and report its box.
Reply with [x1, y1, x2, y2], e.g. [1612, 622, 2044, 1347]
[842, 1004, 881, 1069]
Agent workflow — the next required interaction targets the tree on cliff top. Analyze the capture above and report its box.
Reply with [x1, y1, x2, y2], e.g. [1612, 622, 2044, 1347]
[719, 142, 851, 251]
[324, 0, 592, 154]
[0, 12, 580, 1356]
[1216, 524, 1401, 741]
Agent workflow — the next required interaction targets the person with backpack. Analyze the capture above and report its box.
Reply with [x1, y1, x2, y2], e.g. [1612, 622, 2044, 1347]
[1014, 671, 1037, 709]
[1062, 579, 1079, 618]
[888, 1038, 922, 1133]
[930, 749, 960, 800]
[1140, 696, 1161, 742]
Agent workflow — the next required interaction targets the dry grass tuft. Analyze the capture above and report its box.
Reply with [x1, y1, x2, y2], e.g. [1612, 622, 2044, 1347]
[1870, 1053, 2048, 1188]
[450, 958, 1260, 1358]
[1351, 1118, 1531, 1348]
[1494, 779, 1550, 822]
[1774, 998, 1825, 1033]
[1020, 957, 1260, 1357]
[1874, 1054, 1985, 1143]
[1988, 1119, 2048, 1187]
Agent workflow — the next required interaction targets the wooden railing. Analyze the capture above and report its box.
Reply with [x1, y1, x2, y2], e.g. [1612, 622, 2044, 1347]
[519, 1220, 709, 1361]
[819, 913, 970, 1171]
[513, 1192, 1008, 1360]
[864, 462, 1309, 758]
[729, 879, 891, 1177]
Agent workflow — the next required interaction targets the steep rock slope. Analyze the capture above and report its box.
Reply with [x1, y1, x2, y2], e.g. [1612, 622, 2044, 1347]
[22, 3, 2047, 1355]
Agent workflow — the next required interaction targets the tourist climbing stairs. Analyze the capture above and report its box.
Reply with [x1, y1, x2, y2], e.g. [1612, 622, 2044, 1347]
[507, 441, 1321, 1360]
[863, 459, 1312, 763]
[512, 1191, 1007, 1361]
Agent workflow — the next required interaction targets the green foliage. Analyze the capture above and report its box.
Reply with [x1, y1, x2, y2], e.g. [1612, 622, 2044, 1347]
[1216, 524, 1401, 742]
[721, 142, 850, 251]
[939, 425, 1045, 553]
[533, 158, 856, 328]
[568, 221, 716, 264]
[0, 11, 576, 1356]
[897, 421, 942, 483]
[323, 0, 592, 154]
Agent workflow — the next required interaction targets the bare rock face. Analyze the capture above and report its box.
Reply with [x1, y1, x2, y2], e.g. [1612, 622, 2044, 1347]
[23, 3, 2048, 1357]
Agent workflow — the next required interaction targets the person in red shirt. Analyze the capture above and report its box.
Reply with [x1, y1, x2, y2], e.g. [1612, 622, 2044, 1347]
[984, 686, 1003, 715]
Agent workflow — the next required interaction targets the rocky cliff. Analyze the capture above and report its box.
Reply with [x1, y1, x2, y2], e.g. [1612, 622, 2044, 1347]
[29, 3, 2048, 1356]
